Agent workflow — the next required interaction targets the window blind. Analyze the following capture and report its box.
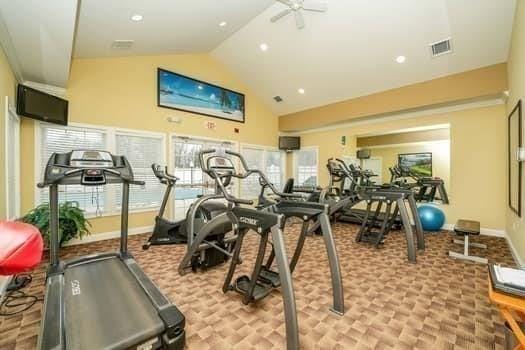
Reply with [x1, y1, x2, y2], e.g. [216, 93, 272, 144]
[295, 148, 318, 186]
[39, 126, 107, 214]
[115, 133, 164, 210]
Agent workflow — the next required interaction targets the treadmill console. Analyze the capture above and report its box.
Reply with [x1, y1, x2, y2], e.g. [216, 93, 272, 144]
[39, 149, 137, 187]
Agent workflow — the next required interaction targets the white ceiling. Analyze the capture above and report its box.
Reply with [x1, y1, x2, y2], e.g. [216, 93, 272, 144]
[0, 0, 78, 87]
[74, 0, 274, 57]
[212, 0, 516, 115]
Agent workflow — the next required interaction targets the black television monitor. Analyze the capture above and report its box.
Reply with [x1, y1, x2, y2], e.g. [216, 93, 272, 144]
[398, 152, 432, 177]
[16, 84, 68, 125]
[279, 136, 300, 151]
[356, 149, 371, 159]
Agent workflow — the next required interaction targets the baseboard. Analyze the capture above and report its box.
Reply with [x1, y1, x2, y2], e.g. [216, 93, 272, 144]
[504, 233, 525, 268]
[442, 223, 505, 237]
[63, 225, 153, 246]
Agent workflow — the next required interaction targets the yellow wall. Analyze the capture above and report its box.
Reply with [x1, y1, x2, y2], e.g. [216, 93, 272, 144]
[357, 128, 450, 148]
[367, 141, 450, 191]
[280, 63, 508, 132]
[291, 104, 506, 230]
[20, 54, 277, 234]
[506, 0, 525, 265]
[0, 46, 17, 220]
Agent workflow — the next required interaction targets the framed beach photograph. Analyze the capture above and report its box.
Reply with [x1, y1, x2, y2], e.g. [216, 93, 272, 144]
[157, 68, 245, 123]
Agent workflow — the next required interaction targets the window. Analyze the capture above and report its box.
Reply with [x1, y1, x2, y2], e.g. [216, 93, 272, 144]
[294, 147, 318, 186]
[172, 136, 235, 220]
[37, 123, 166, 216]
[115, 132, 164, 209]
[240, 146, 284, 199]
[39, 125, 108, 214]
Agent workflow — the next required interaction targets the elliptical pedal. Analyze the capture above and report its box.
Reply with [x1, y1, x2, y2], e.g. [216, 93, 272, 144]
[234, 275, 272, 303]
[258, 267, 281, 287]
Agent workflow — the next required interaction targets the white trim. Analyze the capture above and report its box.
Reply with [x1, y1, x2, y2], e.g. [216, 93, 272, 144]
[5, 96, 20, 219]
[442, 223, 505, 237]
[504, 233, 525, 267]
[280, 97, 504, 135]
[293, 145, 319, 186]
[0, 13, 23, 82]
[63, 225, 154, 246]
[23, 81, 67, 98]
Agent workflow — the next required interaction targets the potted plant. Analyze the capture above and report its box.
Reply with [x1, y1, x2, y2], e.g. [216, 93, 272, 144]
[21, 201, 91, 247]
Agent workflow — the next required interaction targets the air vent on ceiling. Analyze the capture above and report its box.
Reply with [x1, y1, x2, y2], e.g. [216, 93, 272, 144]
[430, 38, 452, 57]
[111, 40, 134, 50]
[274, 96, 283, 103]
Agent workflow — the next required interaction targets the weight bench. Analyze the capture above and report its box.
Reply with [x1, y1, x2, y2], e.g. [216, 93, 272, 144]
[448, 220, 487, 264]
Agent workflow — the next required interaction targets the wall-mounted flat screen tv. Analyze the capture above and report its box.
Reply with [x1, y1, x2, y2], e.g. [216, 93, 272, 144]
[398, 152, 432, 177]
[356, 149, 371, 159]
[16, 84, 68, 126]
[279, 136, 300, 151]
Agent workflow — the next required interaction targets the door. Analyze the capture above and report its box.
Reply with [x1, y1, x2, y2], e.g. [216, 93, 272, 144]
[5, 97, 20, 219]
[362, 157, 383, 184]
[171, 136, 235, 219]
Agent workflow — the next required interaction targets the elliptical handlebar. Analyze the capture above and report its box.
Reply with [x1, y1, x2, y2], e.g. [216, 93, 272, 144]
[199, 149, 302, 205]
[151, 163, 180, 184]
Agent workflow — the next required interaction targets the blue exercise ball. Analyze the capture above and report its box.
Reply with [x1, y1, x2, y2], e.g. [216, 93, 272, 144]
[417, 205, 445, 231]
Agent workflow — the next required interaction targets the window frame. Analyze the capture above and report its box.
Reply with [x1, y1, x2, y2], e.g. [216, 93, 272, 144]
[293, 145, 319, 186]
[5, 96, 20, 219]
[239, 143, 285, 199]
[169, 132, 239, 219]
[35, 121, 167, 218]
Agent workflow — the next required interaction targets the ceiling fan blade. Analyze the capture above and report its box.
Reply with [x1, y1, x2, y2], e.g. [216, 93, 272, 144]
[302, 0, 328, 12]
[271, 8, 292, 22]
[295, 11, 305, 29]
[276, 0, 294, 7]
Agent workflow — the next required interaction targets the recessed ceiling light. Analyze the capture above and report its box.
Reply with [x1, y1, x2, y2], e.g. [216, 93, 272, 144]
[131, 14, 143, 21]
[219, 21, 227, 27]
[396, 55, 406, 63]
[259, 43, 269, 52]
[298, 88, 305, 94]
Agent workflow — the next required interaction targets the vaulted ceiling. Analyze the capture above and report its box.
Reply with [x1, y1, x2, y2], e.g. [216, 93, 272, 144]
[0, 0, 516, 114]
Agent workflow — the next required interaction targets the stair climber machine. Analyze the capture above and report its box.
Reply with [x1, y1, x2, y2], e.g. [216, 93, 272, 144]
[178, 148, 300, 350]
[143, 164, 233, 271]
[37, 150, 185, 350]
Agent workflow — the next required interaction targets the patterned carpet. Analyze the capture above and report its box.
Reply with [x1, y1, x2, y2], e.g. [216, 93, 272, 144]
[0, 222, 516, 350]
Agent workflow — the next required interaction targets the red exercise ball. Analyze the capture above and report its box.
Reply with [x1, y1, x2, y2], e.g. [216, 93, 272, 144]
[0, 221, 43, 275]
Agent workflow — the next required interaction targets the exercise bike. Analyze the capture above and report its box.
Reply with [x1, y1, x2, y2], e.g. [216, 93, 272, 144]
[142, 164, 233, 270]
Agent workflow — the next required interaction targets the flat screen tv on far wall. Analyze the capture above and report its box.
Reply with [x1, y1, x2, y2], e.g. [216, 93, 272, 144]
[16, 84, 68, 126]
[398, 152, 432, 177]
[279, 136, 300, 151]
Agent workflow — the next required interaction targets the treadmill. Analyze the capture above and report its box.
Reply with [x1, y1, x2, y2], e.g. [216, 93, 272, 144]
[38, 150, 185, 350]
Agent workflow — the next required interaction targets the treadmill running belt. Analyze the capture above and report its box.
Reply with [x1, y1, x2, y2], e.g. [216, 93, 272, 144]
[64, 257, 164, 349]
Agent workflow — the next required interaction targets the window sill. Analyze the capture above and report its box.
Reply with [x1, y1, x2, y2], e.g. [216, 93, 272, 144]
[83, 207, 160, 219]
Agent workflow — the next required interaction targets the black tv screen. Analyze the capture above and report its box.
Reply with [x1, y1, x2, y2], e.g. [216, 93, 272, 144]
[16, 85, 68, 125]
[356, 149, 371, 159]
[398, 152, 432, 177]
[279, 136, 300, 150]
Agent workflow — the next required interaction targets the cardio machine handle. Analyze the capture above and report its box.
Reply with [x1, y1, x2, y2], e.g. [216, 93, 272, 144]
[151, 164, 180, 183]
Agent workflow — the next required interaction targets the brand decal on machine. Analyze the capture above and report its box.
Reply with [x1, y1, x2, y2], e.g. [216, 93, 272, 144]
[239, 217, 258, 226]
[71, 280, 81, 296]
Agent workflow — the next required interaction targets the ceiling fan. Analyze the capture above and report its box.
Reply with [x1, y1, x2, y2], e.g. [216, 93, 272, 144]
[270, 0, 327, 29]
